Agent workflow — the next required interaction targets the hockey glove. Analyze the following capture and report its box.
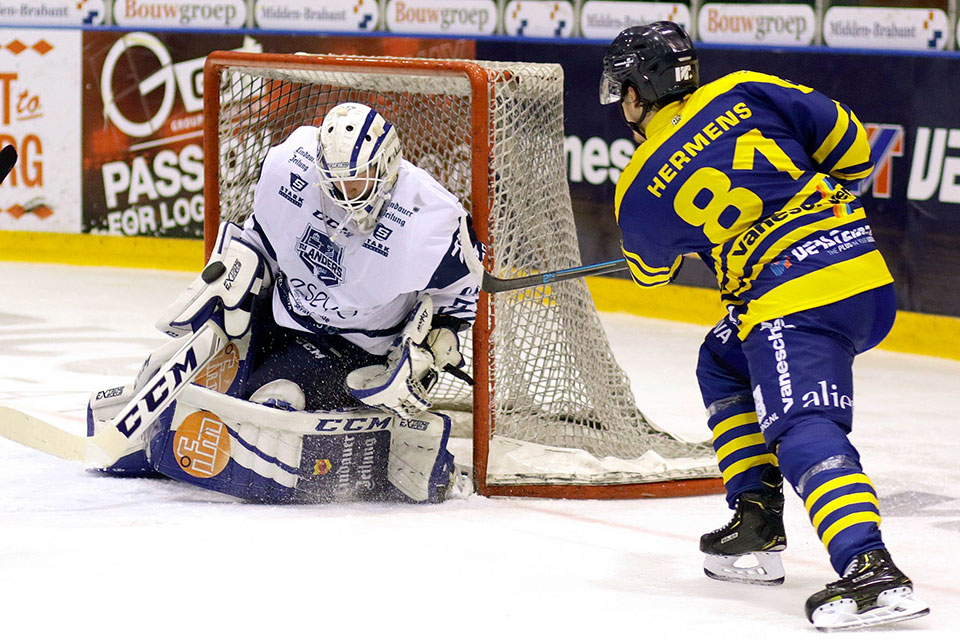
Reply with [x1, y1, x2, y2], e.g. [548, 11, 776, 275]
[346, 294, 467, 418]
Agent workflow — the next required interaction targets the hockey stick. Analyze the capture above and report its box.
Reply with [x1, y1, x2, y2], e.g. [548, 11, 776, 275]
[0, 319, 227, 467]
[0, 145, 17, 184]
[458, 215, 627, 292]
[479, 259, 627, 293]
[0, 406, 89, 462]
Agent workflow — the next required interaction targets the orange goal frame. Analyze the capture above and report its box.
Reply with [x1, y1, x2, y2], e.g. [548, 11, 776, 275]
[202, 51, 723, 500]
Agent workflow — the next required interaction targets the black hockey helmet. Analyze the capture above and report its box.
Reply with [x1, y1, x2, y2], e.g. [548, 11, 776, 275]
[600, 21, 699, 109]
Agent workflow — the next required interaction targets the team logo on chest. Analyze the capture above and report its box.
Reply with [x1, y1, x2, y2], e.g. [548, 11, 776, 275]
[361, 223, 392, 257]
[279, 172, 309, 207]
[297, 226, 344, 286]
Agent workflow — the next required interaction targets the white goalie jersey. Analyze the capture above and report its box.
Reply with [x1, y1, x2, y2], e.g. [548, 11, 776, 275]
[241, 126, 480, 354]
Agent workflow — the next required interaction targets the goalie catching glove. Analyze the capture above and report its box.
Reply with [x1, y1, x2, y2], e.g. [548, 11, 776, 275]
[346, 294, 470, 418]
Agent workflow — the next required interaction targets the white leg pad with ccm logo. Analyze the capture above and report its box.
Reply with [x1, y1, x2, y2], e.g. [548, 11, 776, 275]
[146, 386, 456, 503]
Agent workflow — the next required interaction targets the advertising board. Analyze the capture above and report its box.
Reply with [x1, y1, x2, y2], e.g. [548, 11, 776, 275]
[0, 29, 82, 232]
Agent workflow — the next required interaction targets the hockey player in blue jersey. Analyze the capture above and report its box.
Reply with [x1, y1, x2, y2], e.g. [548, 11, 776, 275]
[86, 102, 481, 505]
[600, 21, 928, 631]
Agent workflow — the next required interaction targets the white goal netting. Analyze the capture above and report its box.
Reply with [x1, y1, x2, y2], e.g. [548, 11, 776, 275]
[208, 54, 718, 492]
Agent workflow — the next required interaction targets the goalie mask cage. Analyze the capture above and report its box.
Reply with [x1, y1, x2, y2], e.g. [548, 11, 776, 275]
[203, 52, 721, 499]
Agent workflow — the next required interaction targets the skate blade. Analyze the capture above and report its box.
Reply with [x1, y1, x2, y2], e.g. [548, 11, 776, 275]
[703, 551, 784, 586]
[811, 587, 930, 632]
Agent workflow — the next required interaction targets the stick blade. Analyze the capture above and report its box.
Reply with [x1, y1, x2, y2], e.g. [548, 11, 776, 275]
[0, 406, 87, 462]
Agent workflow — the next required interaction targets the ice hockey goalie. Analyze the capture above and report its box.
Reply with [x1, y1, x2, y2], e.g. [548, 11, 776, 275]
[86, 102, 480, 504]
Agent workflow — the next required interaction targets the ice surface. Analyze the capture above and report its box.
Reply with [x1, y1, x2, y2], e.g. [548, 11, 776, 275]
[1, 262, 957, 638]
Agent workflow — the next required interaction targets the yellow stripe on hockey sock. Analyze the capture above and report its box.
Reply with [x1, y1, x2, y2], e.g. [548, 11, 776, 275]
[804, 473, 874, 511]
[821, 512, 882, 548]
[721, 453, 777, 484]
[715, 433, 767, 464]
[711, 412, 759, 440]
[810, 492, 879, 529]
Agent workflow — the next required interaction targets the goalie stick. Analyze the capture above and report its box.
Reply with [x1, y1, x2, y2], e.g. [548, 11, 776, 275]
[0, 319, 227, 467]
[0, 145, 17, 184]
[459, 216, 627, 293]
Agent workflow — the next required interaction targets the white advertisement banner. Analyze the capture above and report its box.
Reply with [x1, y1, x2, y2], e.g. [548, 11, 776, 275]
[113, 0, 247, 29]
[580, 1, 690, 41]
[385, 0, 497, 36]
[824, 7, 948, 51]
[256, 0, 379, 32]
[0, 0, 104, 25]
[698, 3, 815, 46]
[0, 29, 82, 232]
[503, 1, 575, 38]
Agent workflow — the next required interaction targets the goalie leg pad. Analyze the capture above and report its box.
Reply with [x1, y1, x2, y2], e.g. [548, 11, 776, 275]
[86, 329, 257, 476]
[86, 384, 159, 476]
[147, 386, 455, 503]
[388, 413, 455, 503]
[132, 334, 193, 393]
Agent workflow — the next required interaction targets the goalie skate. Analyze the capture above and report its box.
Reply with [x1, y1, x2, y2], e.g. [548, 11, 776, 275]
[700, 485, 787, 586]
[805, 549, 929, 631]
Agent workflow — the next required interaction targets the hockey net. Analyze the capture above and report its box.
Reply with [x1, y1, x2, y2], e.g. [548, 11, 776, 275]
[203, 52, 720, 498]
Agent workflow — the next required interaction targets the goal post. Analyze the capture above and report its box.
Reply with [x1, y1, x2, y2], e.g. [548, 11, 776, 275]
[202, 51, 722, 499]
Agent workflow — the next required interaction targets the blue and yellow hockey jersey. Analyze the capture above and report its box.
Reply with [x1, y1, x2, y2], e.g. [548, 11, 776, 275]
[615, 71, 893, 339]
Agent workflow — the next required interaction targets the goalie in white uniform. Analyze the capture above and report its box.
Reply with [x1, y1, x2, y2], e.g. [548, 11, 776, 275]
[88, 103, 481, 504]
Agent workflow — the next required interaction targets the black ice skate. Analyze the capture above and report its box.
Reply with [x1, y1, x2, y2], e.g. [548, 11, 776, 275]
[805, 549, 929, 631]
[700, 478, 786, 585]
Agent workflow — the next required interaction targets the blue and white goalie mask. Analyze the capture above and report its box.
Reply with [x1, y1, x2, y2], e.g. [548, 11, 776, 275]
[316, 103, 402, 235]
